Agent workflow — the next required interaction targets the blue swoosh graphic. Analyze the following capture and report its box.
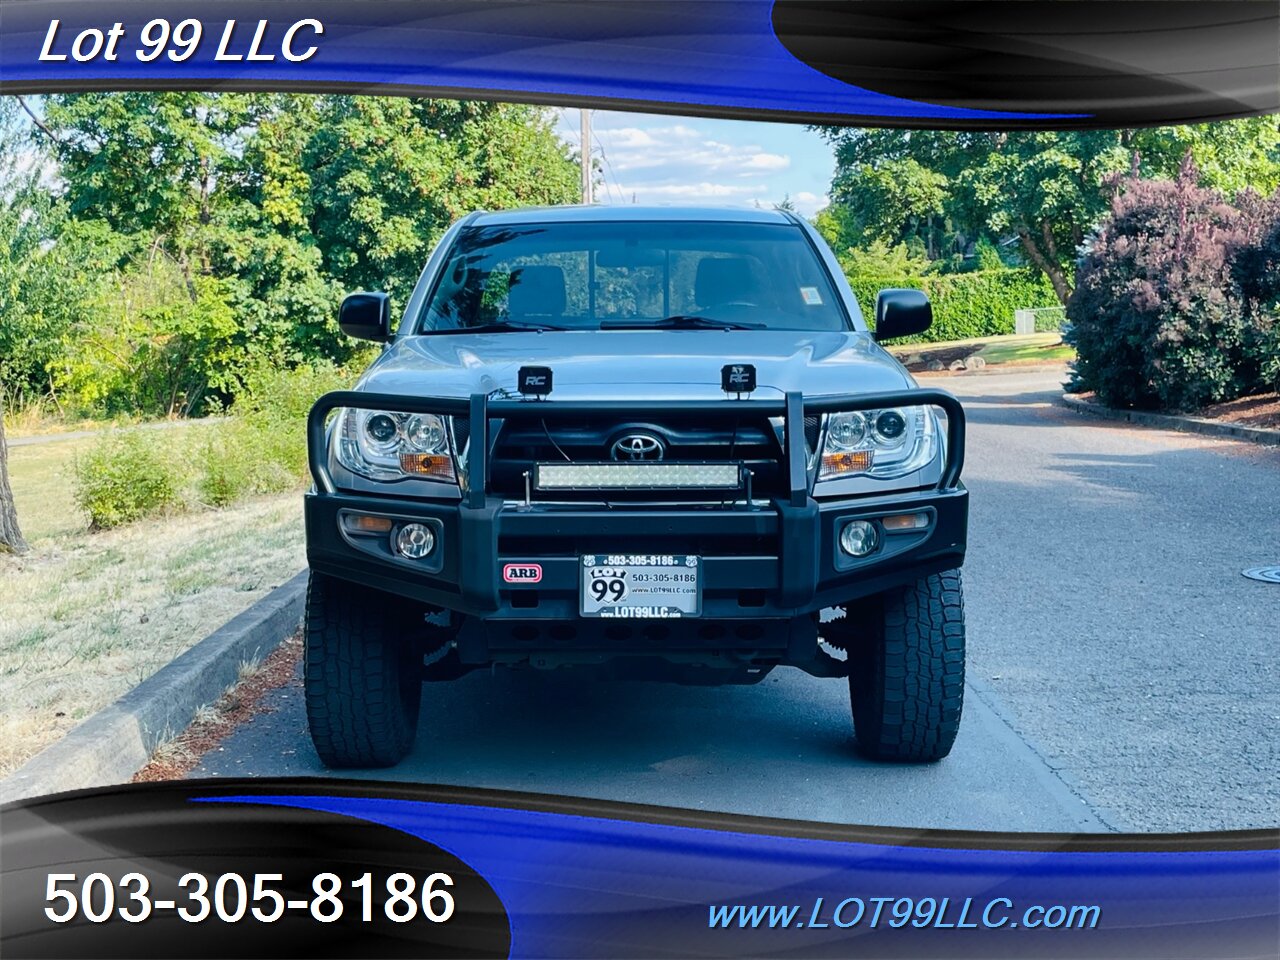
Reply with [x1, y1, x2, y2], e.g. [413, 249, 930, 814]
[198, 794, 1278, 958]
[0, 0, 1081, 122]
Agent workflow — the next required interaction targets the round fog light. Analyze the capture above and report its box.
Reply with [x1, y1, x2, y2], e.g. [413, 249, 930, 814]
[395, 523, 436, 559]
[840, 520, 880, 558]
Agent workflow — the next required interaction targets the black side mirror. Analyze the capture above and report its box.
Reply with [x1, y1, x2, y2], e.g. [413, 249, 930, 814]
[338, 292, 392, 342]
[873, 289, 932, 341]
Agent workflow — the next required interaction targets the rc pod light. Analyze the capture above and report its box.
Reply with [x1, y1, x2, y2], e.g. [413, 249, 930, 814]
[819, 407, 938, 480]
[335, 408, 456, 482]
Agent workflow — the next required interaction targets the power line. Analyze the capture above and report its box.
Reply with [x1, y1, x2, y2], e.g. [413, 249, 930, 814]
[593, 131, 626, 204]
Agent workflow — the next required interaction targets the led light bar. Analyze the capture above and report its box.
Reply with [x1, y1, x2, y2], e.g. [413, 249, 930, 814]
[534, 462, 742, 490]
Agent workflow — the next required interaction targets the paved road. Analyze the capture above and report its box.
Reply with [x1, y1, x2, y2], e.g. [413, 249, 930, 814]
[949, 370, 1279, 832]
[192, 658, 1101, 832]
[193, 369, 1279, 833]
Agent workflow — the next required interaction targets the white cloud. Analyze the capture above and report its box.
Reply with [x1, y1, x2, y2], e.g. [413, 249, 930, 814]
[790, 191, 828, 216]
[604, 127, 660, 149]
[739, 152, 792, 173]
[556, 109, 832, 213]
[634, 182, 769, 200]
[593, 122, 790, 181]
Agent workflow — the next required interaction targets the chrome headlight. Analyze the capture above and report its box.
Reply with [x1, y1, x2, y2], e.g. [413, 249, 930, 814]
[335, 408, 457, 482]
[819, 406, 938, 480]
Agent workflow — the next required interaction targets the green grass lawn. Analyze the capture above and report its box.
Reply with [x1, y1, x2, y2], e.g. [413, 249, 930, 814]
[1, 425, 306, 776]
[6, 437, 97, 541]
[974, 333, 1076, 365]
[891, 332, 1075, 368]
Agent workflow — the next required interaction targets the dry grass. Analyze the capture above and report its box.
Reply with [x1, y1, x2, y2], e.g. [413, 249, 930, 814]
[3, 399, 142, 439]
[0, 427, 305, 777]
[6, 436, 96, 541]
[133, 634, 303, 782]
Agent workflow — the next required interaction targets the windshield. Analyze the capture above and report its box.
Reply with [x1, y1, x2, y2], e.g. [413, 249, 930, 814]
[417, 220, 850, 333]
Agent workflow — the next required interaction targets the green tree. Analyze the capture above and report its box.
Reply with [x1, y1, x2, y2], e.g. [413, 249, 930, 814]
[835, 238, 931, 278]
[178, 94, 347, 365]
[0, 97, 115, 415]
[55, 248, 242, 417]
[1, 101, 69, 411]
[41, 92, 262, 266]
[829, 157, 949, 256]
[33, 92, 579, 380]
[302, 97, 578, 299]
[817, 120, 1280, 303]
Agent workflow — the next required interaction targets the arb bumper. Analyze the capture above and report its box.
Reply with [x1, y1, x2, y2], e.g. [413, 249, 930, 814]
[305, 388, 968, 629]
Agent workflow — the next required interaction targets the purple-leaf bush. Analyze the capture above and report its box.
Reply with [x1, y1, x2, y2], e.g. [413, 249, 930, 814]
[1067, 154, 1277, 412]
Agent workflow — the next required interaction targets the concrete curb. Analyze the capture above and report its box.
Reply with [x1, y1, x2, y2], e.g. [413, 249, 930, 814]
[1060, 394, 1280, 446]
[965, 677, 1123, 832]
[0, 570, 308, 804]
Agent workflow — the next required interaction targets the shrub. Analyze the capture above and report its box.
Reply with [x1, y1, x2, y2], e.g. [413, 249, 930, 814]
[847, 268, 1058, 342]
[197, 361, 354, 505]
[55, 254, 243, 418]
[1233, 192, 1280, 395]
[1066, 157, 1251, 411]
[232, 361, 352, 472]
[197, 421, 298, 506]
[74, 430, 181, 529]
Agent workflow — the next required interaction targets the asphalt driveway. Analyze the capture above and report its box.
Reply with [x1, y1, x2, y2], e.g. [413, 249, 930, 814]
[191, 369, 1279, 833]
[948, 369, 1278, 832]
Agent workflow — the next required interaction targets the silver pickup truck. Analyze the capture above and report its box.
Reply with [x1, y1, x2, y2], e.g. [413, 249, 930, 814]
[304, 206, 968, 769]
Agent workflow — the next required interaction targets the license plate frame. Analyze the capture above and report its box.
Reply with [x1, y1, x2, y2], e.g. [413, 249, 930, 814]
[579, 554, 702, 618]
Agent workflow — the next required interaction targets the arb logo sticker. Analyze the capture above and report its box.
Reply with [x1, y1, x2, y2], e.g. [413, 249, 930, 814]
[503, 563, 543, 583]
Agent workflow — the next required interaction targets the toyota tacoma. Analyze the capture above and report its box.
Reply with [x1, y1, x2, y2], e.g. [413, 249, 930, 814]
[304, 206, 967, 768]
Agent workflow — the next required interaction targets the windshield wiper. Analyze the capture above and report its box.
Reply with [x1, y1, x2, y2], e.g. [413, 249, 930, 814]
[600, 315, 765, 331]
[422, 320, 569, 334]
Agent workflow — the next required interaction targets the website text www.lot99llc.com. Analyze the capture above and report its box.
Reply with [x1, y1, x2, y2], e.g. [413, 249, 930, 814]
[708, 896, 1102, 931]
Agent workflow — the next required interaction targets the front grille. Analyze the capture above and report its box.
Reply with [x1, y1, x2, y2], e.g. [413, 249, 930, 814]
[499, 531, 774, 557]
[803, 414, 821, 450]
[487, 416, 789, 499]
[452, 416, 471, 451]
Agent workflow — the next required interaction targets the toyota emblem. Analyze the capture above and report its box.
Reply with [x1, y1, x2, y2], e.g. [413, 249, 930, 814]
[611, 433, 665, 461]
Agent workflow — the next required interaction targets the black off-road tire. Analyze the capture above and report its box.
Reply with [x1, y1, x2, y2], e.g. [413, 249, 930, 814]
[303, 571, 423, 768]
[844, 570, 965, 762]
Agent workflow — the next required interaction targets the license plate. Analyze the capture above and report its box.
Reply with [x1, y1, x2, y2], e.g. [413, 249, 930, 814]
[580, 554, 701, 618]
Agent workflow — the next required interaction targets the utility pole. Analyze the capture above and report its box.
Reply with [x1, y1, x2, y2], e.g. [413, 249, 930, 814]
[580, 108, 593, 204]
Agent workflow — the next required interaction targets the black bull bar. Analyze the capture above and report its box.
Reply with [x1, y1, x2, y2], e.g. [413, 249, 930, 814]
[305, 389, 965, 612]
[307, 388, 965, 503]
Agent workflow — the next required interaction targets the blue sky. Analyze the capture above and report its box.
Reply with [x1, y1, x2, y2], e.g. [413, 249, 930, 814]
[553, 108, 836, 216]
[5, 100, 838, 216]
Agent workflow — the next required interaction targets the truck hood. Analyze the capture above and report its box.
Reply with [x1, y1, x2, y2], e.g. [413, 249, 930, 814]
[357, 329, 912, 401]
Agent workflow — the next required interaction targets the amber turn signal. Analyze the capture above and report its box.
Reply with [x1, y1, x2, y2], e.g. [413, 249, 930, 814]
[882, 512, 931, 531]
[399, 453, 455, 480]
[342, 514, 393, 534]
[820, 450, 873, 475]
